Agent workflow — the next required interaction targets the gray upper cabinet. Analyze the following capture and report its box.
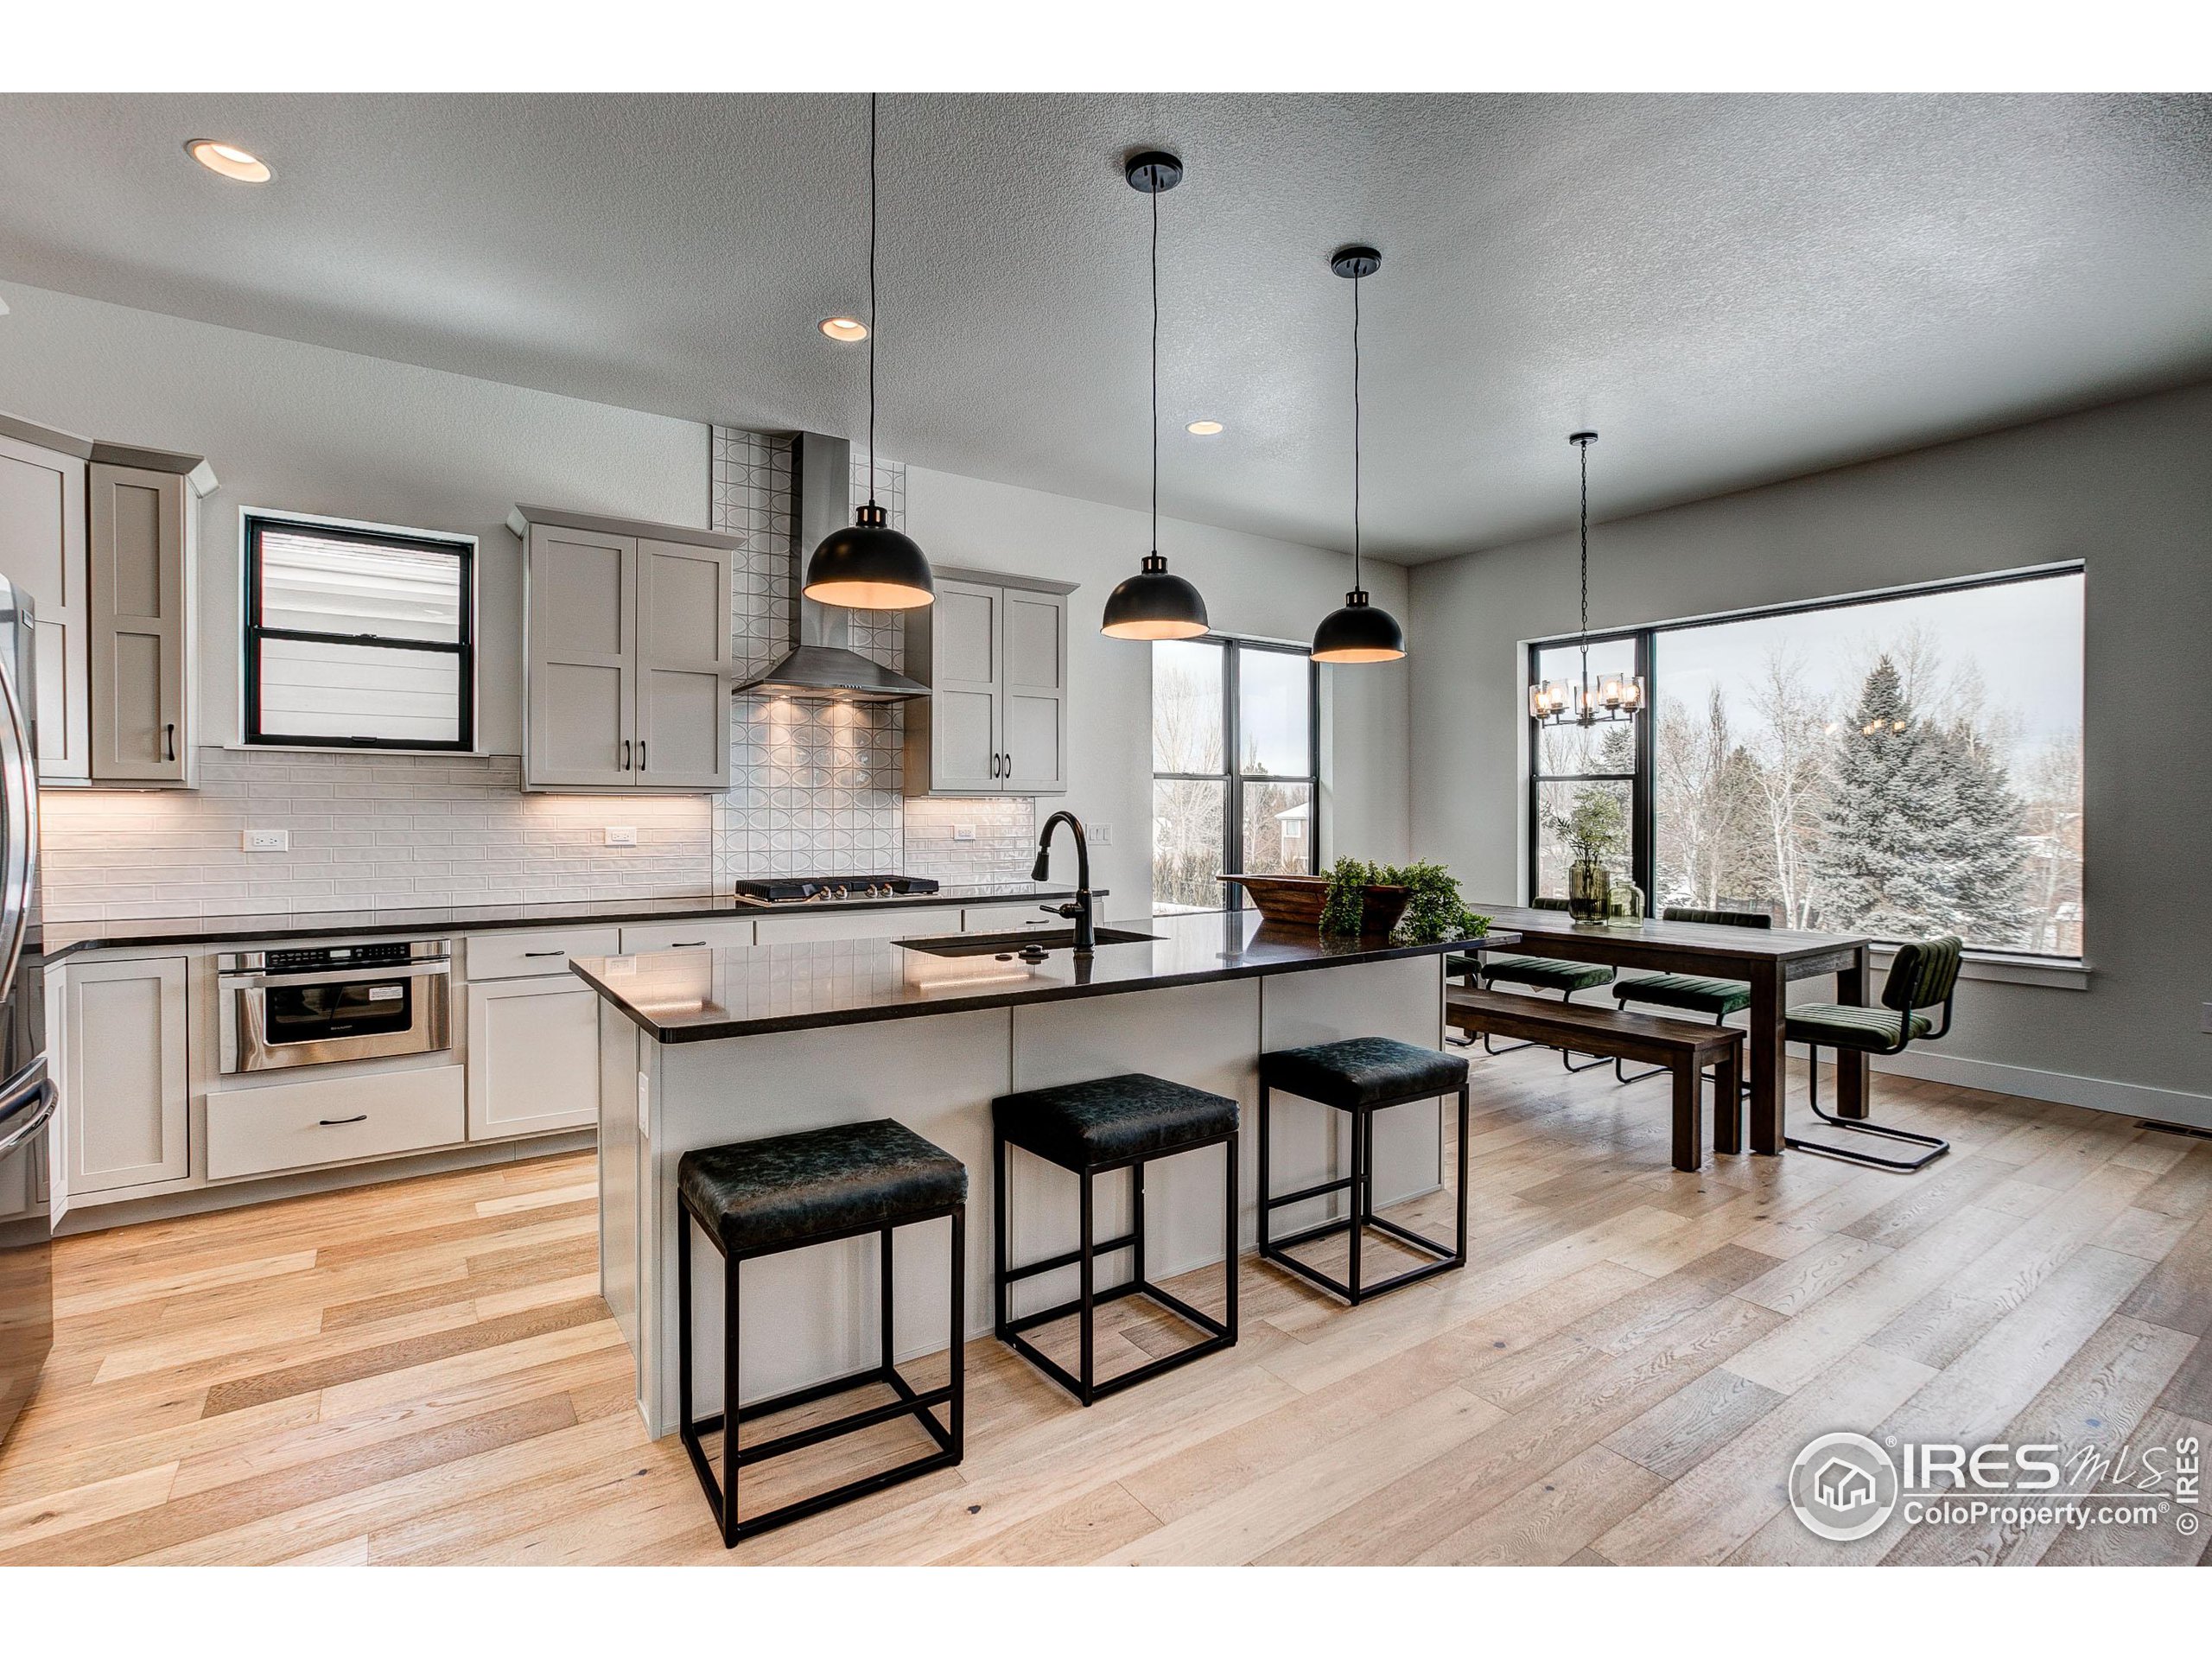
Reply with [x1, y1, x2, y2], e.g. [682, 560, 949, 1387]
[0, 429, 89, 780]
[514, 505, 734, 792]
[905, 566, 1073, 797]
[0, 421, 213, 788]
[89, 461, 195, 785]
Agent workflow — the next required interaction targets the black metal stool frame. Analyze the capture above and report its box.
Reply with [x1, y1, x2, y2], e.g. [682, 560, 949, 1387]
[1258, 1076, 1471, 1305]
[677, 1200, 965, 1548]
[993, 1125, 1238, 1407]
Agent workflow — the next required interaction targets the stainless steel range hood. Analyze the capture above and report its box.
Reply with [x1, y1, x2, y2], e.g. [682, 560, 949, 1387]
[733, 431, 930, 702]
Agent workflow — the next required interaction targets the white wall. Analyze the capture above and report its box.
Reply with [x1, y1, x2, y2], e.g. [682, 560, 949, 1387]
[1408, 381, 2212, 1116]
[905, 464, 1413, 908]
[1, 280, 1411, 918]
[0, 281, 708, 754]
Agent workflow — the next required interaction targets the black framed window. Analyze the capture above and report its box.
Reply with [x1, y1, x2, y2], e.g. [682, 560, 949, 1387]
[243, 512, 476, 752]
[1526, 564, 2084, 958]
[1152, 636, 1320, 915]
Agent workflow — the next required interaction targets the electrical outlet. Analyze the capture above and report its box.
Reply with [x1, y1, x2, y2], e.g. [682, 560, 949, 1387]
[242, 830, 288, 853]
[1090, 822, 1113, 847]
[605, 825, 639, 847]
[953, 823, 976, 842]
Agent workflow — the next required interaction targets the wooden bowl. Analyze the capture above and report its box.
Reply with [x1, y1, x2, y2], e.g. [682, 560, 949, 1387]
[1219, 873, 1409, 938]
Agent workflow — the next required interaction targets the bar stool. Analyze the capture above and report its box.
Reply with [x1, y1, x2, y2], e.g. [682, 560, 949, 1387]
[994, 1073, 1238, 1406]
[676, 1118, 966, 1548]
[1258, 1037, 1471, 1305]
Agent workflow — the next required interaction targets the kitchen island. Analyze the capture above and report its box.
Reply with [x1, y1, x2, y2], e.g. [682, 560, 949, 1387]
[573, 908, 1501, 1437]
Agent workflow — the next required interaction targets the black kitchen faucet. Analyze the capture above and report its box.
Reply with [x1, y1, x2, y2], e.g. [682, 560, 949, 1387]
[1032, 810, 1096, 956]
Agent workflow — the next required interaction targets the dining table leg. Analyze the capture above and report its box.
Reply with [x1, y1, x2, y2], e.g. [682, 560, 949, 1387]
[1749, 965, 1785, 1154]
[1835, 944, 1872, 1120]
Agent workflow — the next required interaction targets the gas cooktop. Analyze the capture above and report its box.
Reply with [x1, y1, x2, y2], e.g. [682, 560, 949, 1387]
[730, 875, 944, 906]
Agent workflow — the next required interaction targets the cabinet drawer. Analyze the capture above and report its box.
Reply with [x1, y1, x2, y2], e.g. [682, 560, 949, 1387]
[207, 1065, 466, 1181]
[752, 904, 963, 945]
[618, 918, 754, 954]
[466, 926, 622, 982]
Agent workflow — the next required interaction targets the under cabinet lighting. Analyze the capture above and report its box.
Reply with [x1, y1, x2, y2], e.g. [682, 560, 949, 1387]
[187, 140, 272, 183]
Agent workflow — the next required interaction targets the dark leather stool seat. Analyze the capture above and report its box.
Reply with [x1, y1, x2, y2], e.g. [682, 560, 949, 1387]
[1260, 1038, 1468, 1111]
[676, 1118, 966, 1548]
[997, 1073, 1239, 1170]
[1257, 1037, 1471, 1306]
[680, 1119, 967, 1253]
[994, 1073, 1238, 1406]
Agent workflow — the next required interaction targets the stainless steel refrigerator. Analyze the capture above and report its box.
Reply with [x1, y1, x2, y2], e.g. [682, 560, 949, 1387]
[0, 575, 53, 1452]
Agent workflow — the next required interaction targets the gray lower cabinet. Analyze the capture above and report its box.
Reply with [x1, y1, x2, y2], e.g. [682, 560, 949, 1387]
[517, 505, 737, 792]
[65, 956, 188, 1195]
[905, 566, 1072, 797]
[465, 973, 603, 1140]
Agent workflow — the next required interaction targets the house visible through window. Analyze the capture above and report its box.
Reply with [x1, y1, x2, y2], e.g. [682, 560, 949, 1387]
[1152, 636, 1319, 915]
[244, 512, 476, 751]
[1526, 565, 2084, 958]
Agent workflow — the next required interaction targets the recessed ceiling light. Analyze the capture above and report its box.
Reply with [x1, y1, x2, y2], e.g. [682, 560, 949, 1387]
[186, 140, 272, 183]
[818, 316, 869, 342]
[1185, 420, 1224, 435]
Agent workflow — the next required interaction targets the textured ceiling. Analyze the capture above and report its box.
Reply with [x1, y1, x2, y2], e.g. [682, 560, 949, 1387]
[1, 92, 2208, 562]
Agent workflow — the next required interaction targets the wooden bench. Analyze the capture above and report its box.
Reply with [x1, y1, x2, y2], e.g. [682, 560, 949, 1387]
[1445, 987, 1745, 1173]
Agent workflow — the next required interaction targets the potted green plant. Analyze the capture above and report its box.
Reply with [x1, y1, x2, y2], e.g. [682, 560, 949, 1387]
[1315, 857, 1490, 945]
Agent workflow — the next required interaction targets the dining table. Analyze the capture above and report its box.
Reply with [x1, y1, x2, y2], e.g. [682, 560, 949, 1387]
[1462, 905, 1875, 1154]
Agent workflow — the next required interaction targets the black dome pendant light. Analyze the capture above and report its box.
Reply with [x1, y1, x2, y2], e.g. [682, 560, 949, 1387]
[1311, 245, 1406, 664]
[804, 92, 935, 611]
[1101, 149, 1210, 641]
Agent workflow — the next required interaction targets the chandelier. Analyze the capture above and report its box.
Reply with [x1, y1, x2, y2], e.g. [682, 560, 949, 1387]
[1529, 430, 1645, 728]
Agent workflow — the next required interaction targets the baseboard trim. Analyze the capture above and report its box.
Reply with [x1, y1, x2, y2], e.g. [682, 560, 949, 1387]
[56, 1128, 598, 1236]
[1866, 1047, 2212, 1130]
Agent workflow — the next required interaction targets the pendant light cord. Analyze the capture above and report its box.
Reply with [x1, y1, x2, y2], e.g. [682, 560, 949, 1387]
[1351, 270, 1363, 591]
[1150, 179, 1160, 556]
[866, 91, 880, 511]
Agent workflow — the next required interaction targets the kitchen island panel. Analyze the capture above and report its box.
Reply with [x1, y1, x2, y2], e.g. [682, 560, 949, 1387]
[639, 1009, 1009, 1433]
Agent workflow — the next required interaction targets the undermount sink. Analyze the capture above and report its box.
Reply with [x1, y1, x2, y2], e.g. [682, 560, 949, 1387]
[894, 927, 1160, 959]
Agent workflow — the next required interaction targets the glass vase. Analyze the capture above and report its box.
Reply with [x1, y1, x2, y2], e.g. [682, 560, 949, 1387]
[1567, 853, 1611, 925]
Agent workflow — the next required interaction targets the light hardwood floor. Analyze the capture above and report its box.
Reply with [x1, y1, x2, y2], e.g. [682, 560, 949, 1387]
[3, 1054, 2208, 1567]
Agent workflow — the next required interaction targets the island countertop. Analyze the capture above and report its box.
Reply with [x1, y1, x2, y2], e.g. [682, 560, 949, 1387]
[570, 908, 1513, 1042]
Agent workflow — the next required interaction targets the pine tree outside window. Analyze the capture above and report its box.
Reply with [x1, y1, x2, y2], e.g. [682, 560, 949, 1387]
[1525, 564, 2084, 958]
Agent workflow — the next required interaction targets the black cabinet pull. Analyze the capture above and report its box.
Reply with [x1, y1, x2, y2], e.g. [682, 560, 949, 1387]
[639, 741, 647, 771]
[671, 940, 707, 948]
[621, 739, 632, 771]
[318, 1115, 369, 1127]
[522, 950, 565, 957]
[164, 722, 176, 762]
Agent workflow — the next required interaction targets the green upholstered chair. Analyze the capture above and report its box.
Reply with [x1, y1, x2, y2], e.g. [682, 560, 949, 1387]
[1783, 935, 1961, 1173]
[1611, 906, 1770, 1085]
[1452, 897, 1617, 1071]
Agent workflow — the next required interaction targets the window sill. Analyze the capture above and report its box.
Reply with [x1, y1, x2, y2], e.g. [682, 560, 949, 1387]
[222, 741, 494, 761]
[1868, 943, 2089, 991]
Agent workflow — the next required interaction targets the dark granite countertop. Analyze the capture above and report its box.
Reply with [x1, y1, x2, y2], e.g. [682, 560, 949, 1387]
[42, 882, 1089, 963]
[569, 909, 1515, 1043]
